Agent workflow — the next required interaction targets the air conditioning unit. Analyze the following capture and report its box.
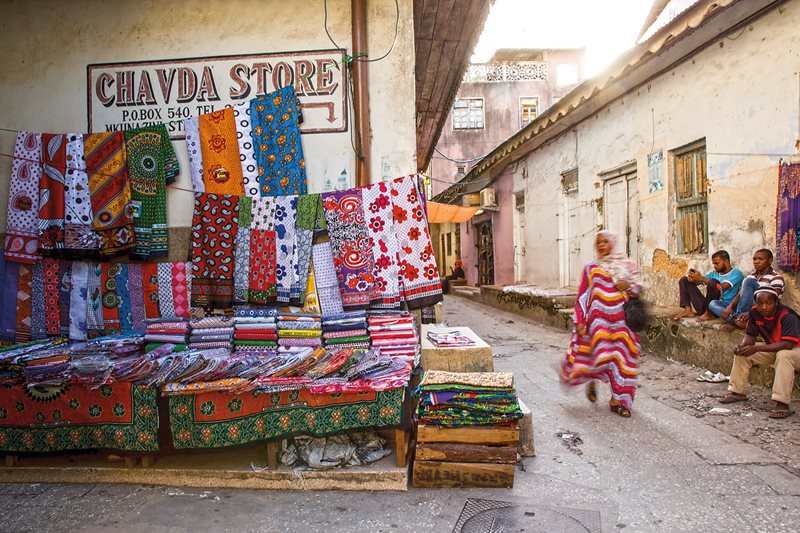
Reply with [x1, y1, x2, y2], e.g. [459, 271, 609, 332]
[480, 188, 498, 210]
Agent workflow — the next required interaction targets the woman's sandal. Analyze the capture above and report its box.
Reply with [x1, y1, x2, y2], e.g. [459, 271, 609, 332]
[609, 403, 631, 418]
[585, 382, 597, 403]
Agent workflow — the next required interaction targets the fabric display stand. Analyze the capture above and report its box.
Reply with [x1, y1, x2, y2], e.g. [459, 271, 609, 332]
[0, 85, 440, 478]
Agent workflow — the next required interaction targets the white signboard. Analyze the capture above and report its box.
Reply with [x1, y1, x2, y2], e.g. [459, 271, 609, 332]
[87, 49, 348, 139]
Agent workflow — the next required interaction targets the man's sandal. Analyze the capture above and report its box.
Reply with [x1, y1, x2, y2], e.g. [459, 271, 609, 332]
[609, 403, 631, 418]
[719, 394, 747, 404]
[768, 409, 795, 419]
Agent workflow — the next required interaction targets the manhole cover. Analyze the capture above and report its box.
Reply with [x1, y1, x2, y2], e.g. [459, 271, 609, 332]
[453, 498, 601, 533]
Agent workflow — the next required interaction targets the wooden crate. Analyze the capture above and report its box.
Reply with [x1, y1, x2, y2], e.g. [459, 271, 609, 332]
[415, 443, 517, 464]
[412, 460, 514, 488]
[416, 423, 519, 445]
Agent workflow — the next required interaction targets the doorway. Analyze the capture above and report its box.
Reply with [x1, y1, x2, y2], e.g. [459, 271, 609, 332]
[476, 221, 494, 286]
[602, 162, 639, 264]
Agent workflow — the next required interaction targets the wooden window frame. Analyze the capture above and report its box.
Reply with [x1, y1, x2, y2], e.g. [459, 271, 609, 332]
[519, 96, 539, 129]
[672, 139, 708, 255]
[452, 97, 485, 130]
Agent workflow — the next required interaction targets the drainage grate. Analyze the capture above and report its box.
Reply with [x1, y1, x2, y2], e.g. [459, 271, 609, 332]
[453, 498, 602, 533]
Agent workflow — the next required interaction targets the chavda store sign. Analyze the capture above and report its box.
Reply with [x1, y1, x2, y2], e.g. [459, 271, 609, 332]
[87, 49, 348, 138]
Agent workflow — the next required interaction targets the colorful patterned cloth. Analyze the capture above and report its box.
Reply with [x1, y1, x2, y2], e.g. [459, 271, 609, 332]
[233, 100, 260, 198]
[83, 132, 136, 257]
[142, 263, 160, 320]
[0, 257, 20, 341]
[249, 196, 277, 304]
[168, 387, 402, 449]
[157, 262, 175, 318]
[250, 86, 307, 196]
[312, 242, 344, 316]
[4, 131, 42, 263]
[87, 262, 104, 338]
[63, 134, 98, 254]
[0, 383, 159, 452]
[190, 194, 239, 310]
[362, 181, 401, 307]
[172, 262, 191, 318]
[184, 116, 205, 194]
[322, 189, 376, 309]
[124, 125, 174, 259]
[15, 264, 33, 342]
[100, 262, 121, 334]
[274, 195, 298, 303]
[233, 197, 252, 303]
[116, 263, 132, 332]
[292, 194, 321, 305]
[39, 133, 68, 253]
[778, 161, 800, 271]
[198, 107, 245, 196]
[69, 261, 89, 341]
[391, 175, 442, 309]
[44, 258, 62, 336]
[31, 261, 47, 340]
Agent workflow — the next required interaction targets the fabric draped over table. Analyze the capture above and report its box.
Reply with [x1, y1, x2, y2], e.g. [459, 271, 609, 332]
[391, 175, 443, 309]
[190, 194, 239, 310]
[83, 132, 136, 257]
[198, 107, 245, 196]
[124, 125, 176, 260]
[249, 196, 277, 304]
[777, 161, 800, 271]
[251, 85, 307, 196]
[321, 189, 376, 309]
[4, 131, 42, 264]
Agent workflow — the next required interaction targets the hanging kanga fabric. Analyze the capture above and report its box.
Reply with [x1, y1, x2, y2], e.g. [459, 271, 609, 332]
[233, 196, 252, 303]
[63, 134, 98, 254]
[274, 195, 298, 303]
[391, 175, 443, 309]
[101, 262, 121, 334]
[57, 260, 72, 338]
[4, 131, 42, 264]
[312, 241, 344, 316]
[292, 194, 321, 305]
[172, 261, 191, 318]
[43, 258, 61, 336]
[116, 262, 133, 331]
[0, 255, 19, 342]
[184, 116, 205, 194]
[31, 261, 47, 340]
[157, 262, 175, 318]
[83, 131, 136, 257]
[142, 263, 160, 319]
[190, 193, 239, 309]
[362, 182, 401, 308]
[250, 85, 307, 196]
[14, 263, 32, 343]
[198, 107, 245, 196]
[124, 125, 172, 259]
[127, 263, 146, 330]
[777, 161, 800, 271]
[39, 133, 68, 253]
[69, 261, 89, 341]
[233, 100, 260, 198]
[87, 262, 104, 338]
[248, 196, 277, 304]
[321, 189, 376, 309]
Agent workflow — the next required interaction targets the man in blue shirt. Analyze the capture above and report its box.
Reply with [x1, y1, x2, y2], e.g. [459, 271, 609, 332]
[673, 250, 744, 322]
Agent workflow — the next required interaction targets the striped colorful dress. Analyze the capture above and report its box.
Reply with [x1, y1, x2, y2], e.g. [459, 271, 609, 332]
[560, 261, 641, 408]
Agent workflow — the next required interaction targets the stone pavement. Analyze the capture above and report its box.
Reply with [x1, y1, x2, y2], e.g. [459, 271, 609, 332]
[1, 295, 800, 532]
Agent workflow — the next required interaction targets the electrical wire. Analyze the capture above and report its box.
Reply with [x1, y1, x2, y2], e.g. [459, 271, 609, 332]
[323, 0, 399, 64]
[433, 147, 489, 164]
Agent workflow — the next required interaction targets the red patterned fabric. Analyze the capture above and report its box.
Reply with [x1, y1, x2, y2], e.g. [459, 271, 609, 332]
[101, 262, 121, 334]
[190, 194, 239, 310]
[39, 134, 67, 252]
[141, 263, 160, 319]
[390, 175, 443, 309]
[362, 181, 401, 308]
[43, 258, 61, 335]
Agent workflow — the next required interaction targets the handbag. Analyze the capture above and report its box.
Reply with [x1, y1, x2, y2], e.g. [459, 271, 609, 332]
[623, 296, 647, 332]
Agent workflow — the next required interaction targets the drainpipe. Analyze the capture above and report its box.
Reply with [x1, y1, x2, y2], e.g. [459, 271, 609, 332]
[352, 0, 371, 186]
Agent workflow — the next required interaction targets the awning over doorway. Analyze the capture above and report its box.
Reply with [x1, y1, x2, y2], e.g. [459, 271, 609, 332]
[426, 201, 479, 223]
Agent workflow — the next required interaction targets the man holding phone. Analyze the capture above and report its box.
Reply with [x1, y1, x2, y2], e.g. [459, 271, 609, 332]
[673, 250, 744, 321]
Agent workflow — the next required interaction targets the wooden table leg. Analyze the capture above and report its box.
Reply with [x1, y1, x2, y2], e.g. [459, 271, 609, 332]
[124, 456, 137, 468]
[5, 455, 18, 467]
[394, 429, 409, 468]
[141, 455, 155, 468]
[266, 440, 279, 470]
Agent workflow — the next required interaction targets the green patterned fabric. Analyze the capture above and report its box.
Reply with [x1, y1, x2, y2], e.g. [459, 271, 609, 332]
[168, 387, 403, 449]
[0, 383, 159, 453]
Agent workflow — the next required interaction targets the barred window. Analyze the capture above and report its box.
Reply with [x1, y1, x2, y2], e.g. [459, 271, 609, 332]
[674, 141, 708, 254]
[452, 98, 484, 130]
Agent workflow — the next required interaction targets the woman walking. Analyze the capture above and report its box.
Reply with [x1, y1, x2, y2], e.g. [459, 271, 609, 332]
[560, 230, 642, 417]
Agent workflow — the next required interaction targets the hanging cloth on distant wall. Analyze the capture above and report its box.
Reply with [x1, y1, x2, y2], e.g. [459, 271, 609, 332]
[777, 161, 800, 272]
[4, 131, 43, 264]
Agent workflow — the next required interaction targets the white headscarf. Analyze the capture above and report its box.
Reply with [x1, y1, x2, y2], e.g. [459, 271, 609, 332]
[596, 230, 638, 283]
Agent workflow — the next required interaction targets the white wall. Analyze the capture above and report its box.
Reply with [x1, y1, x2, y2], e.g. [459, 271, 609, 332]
[0, 0, 416, 228]
[514, 2, 800, 305]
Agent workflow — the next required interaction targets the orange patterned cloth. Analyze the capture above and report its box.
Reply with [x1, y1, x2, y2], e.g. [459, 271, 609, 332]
[198, 108, 245, 196]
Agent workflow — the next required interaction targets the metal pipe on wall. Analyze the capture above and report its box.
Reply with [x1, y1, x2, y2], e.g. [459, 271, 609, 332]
[351, 0, 371, 186]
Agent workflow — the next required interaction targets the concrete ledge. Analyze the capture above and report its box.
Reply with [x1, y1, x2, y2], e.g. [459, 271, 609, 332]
[0, 448, 408, 491]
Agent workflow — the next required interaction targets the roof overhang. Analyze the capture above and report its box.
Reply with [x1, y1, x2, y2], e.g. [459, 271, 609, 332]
[436, 0, 787, 204]
[414, 0, 494, 172]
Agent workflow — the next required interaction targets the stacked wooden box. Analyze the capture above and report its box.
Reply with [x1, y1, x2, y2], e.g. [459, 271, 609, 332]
[412, 423, 519, 488]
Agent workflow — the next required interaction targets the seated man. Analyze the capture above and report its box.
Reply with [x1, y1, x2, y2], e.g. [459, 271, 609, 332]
[720, 286, 800, 419]
[721, 248, 784, 331]
[441, 261, 465, 294]
[673, 250, 744, 321]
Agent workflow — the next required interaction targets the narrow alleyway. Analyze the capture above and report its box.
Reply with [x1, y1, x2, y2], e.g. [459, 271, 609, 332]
[1, 296, 799, 532]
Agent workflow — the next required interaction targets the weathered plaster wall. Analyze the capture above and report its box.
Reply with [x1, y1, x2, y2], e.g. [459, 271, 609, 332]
[513, 3, 800, 306]
[0, 0, 416, 233]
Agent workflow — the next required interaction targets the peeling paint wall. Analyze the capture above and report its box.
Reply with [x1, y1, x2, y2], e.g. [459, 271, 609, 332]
[0, 0, 416, 232]
[511, 3, 800, 307]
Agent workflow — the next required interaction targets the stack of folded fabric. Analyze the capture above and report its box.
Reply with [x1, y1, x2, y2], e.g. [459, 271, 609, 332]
[0, 339, 70, 386]
[413, 370, 524, 427]
[277, 313, 322, 349]
[188, 316, 235, 351]
[233, 310, 278, 355]
[368, 312, 419, 364]
[144, 318, 189, 351]
[321, 310, 370, 349]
